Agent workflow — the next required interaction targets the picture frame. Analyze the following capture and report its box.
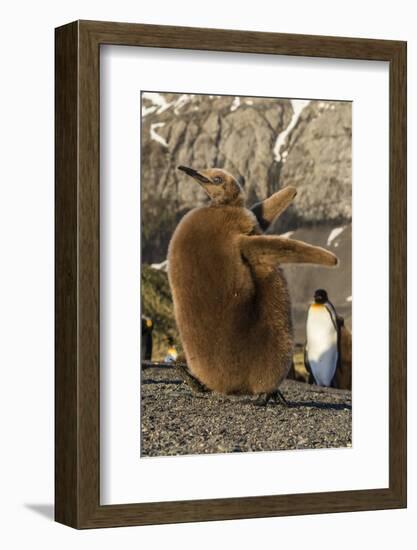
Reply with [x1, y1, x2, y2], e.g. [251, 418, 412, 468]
[55, 20, 407, 529]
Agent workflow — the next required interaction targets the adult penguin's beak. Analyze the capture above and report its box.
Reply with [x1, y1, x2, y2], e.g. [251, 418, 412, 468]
[177, 165, 211, 184]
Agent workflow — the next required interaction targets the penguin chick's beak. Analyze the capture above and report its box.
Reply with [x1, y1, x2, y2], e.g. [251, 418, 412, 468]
[177, 165, 211, 184]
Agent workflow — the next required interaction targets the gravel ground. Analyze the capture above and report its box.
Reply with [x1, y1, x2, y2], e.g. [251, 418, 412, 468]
[141, 364, 352, 457]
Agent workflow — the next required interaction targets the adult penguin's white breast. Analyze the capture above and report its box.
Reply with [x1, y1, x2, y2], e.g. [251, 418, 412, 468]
[306, 304, 338, 386]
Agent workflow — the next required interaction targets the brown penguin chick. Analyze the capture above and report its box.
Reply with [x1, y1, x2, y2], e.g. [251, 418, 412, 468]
[168, 166, 338, 397]
[334, 320, 352, 390]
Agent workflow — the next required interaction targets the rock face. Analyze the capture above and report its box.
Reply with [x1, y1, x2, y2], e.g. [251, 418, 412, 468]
[141, 93, 352, 263]
[277, 100, 352, 229]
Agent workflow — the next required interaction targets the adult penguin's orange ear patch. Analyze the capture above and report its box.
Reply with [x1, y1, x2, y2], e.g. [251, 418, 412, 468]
[311, 303, 325, 309]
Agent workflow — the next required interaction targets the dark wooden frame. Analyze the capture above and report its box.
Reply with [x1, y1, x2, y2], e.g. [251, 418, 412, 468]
[55, 20, 407, 529]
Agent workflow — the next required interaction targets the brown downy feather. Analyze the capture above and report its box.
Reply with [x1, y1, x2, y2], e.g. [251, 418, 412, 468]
[168, 167, 338, 395]
[334, 323, 352, 390]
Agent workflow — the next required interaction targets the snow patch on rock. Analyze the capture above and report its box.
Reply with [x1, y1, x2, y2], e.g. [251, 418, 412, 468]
[142, 92, 172, 115]
[230, 97, 241, 112]
[273, 99, 310, 162]
[327, 226, 346, 246]
[174, 94, 192, 114]
[150, 123, 168, 147]
[150, 259, 169, 271]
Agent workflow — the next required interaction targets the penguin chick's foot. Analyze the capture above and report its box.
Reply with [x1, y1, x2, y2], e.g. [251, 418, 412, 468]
[175, 363, 211, 394]
[254, 389, 289, 407]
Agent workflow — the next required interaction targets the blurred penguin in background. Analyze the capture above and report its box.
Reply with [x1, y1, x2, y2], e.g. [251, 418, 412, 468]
[304, 289, 351, 390]
[334, 316, 352, 390]
[141, 316, 153, 360]
[164, 336, 178, 363]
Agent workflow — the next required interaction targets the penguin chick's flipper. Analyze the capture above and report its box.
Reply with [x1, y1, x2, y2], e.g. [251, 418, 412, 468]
[240, 235, 338, 268]
[175, 363, 210, 394]
[254, 390, 289, 407]
[251, 186, 297, 232]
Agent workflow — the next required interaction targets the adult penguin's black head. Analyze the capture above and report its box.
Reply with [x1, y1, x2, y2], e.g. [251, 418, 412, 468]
[177, 166, 245, 206]
[314, 289, 328, 304]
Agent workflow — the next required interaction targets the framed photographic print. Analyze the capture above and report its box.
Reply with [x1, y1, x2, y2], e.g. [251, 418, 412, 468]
[55, 20, 406, 528]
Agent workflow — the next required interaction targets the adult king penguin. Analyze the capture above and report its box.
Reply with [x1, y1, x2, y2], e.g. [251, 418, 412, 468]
[168, 167, 338, 403]
[305, 289, 340, 387]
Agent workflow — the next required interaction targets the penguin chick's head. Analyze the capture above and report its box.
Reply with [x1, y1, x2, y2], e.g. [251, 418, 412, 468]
[314, 288, 329, 304]
[177, 166, 245, 206]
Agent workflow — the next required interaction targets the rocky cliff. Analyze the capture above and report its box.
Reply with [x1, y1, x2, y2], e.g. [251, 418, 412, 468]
[277, 100, 352, 231]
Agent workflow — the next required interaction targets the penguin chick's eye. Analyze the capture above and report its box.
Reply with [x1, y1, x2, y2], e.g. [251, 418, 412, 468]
[212, 176, 223, 184]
